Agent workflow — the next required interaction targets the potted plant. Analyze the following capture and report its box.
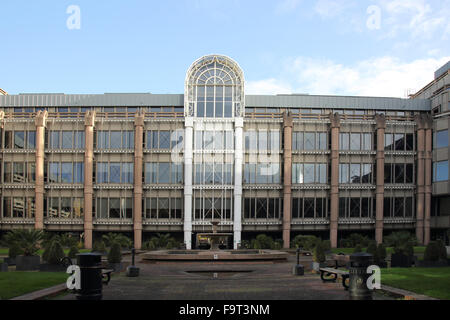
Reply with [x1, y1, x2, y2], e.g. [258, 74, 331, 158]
[417, 241, 448, 267]
[0, 259, 8, 272]
[375, 244, 387, 268]
[40, 240, 66, 272]
[391, 241, 414, 268]
[107, 242, 123, 272]
[5, 242, 21, 266]
[312, 240, 327, 272]
[8, 229, 43, 271]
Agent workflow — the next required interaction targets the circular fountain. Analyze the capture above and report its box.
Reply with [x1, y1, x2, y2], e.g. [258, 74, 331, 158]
[142, 220, 288, 263]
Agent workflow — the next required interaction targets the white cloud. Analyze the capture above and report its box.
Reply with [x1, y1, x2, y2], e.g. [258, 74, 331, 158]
[246, 78, 292, 95]
[247, 56, 450, 98]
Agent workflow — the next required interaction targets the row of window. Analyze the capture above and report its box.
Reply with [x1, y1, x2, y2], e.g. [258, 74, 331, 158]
[195, 131, 235, 150]
[292, 198, 328, 219]
[243, 198, 283, 219]
[244, 131, 281, 151]
[3, 131, 36, 149]
[96, 198, 133, 219]
[195, 86, 234, 118]
[145, 163, 184, 184]
[144, 198, 183, 219]
[95, 131, 134, 150]
[384, 133, 414, 151]
[2, 197, 35, 218]
[46, 197, 84, 219]
[292, 132, 327, 151]
[383, 197, 414, 218]
[3, 162, 36, 183]
[244, 163, 281, 184]
[96, 162, 134, 184]
[292, 163, 327, 184]
[49, 162, 84, 184]
[339, 163, 373, 184]
[146, 130, 184, 150]
[339, 133, 372, 151]
[384, 163, 414, 184]
[339, 197, 374, 218]
[194, 197, 233, 220]
[194, 163, 234, 185]
[48, 131, 85, 150]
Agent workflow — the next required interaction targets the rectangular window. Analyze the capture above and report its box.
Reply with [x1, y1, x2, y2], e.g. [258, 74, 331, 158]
[74, 131, 85, 149]
[350, 133, 361, 151]
[339, 164, 349, 184]
[49, 162, 60, 183]
[61, 162, 73, 183]
[350, 164, 361, 183]
[340, 133, 349, 150]
[50, 131, 60, 149]
[304, 133, 315, 150]
[122, 163, 134, 184]
[434, 161, 449, 182]
[158, 163, 170, 184]
[74, 163, 84, 184]
[3, 163, 11, 183]
[109, 163, 121, 183]
[97, 162, 108, 183]
[27, 131, 36, 149]
[363, 133, 372, 151]
[14, 131, 25, 149]
[62, 131, 73, 149]
[159, 131, 170, 149]
[435, 130, 448, 149]
[13, 162, 25, 183]
[97, 131, 109, 149]
[384, 133, 393, 151]
[110, 131, 122, 149]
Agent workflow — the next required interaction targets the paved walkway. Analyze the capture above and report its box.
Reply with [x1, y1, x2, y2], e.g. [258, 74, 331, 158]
[58, 255, 391, 300]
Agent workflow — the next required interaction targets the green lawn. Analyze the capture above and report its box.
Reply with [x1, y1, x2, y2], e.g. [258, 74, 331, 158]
[330, 247, 426, 255]
[381, 267, 450, 300]
[0, 272, 68, 300]
[0, 248, 91, 256]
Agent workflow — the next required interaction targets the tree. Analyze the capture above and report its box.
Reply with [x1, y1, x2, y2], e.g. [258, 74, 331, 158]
[313, 241, 326, 263]
[45, 241, 65, 265]
[108, 242, 122, 264]
[3, 229, 43, 256]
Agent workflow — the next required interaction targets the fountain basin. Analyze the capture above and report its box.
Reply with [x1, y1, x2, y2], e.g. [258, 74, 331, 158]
[142, 250, 288, 262]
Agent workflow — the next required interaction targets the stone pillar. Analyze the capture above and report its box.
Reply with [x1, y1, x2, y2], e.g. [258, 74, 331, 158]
[184, 117, 194, 250]
[330, 114, 340, 248]
[415, 115, 425, 245]
[133, 112, 144, 250]
[375, 115, 386, 244]
[84, 111, 95, 249]
[234, 117, 244, 249]
[424, 115, 433, 245]
[35, 111, 47, 230]
[282, 113, 293, 249]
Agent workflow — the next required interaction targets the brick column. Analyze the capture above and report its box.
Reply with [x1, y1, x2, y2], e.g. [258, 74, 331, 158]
[133, 112, 144, 250]
[330, 114, 340, 248]
[35, 111, 47, 230]
[282, 113, 293, 249]
[415, 115, 425, 245]
[84, 111, 95, 249]
[424, 115, 433, 245]
[375, 115, 386, 244]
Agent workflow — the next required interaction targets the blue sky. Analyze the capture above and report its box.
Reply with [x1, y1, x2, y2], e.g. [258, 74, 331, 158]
[0, 0, 449, 97]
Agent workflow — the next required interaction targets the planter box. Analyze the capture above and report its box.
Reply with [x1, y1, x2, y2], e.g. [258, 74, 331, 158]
[16, 255, 41, 271]
[390, 253, 413, 268]
[415, 260, 448, 268]
[0, 263, 8, 272]
[38, 263, 67, 272]
[311, 262, 327, 272]
[109, 262, 123, 273]
[4, 257, 16, 266]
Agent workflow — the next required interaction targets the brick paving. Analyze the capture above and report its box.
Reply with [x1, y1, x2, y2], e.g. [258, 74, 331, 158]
[58, 254, 392, 300]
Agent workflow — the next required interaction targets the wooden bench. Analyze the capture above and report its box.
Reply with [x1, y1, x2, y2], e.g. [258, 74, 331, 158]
[319, 267, 349, 290]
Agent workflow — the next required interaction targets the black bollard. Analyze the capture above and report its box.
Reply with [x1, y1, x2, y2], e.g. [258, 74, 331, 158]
[76, 253, 104, 300]
[349, 253, 374, 300]
[126, 248, 140, 277]
[292, 248, 304, 276]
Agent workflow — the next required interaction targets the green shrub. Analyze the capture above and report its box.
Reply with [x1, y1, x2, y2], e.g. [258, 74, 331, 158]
[8, 243, 22, 259]
[322, 240, 331, 252]
[92, 240, 107, 253]
[68, 245, 79, 259]
[339, 233, 370, 248]
[108, 242, 122, 264]
[251, 239, 260, 249]
[424, 241, 440, 262]
[292, 235, 319, 251]
[77, 241, 84, 250]
[240, 240, 251, 249]
[271, 239, 283, 250]
[143, 238, 158, 250]
[376, 244, 387, 262]
[384, 231, 417, 248]
[313, 241, 326, 263]
[3, 229, 43, 256]
[102, 233, 132, 249]
[354, 244, 363, 253]
[366, 241, 377, 256]
[436, 239, 447, 260]
[253, 234, 274, 249]
[45, 241, 65, 265]
[166, 239, 180, 250]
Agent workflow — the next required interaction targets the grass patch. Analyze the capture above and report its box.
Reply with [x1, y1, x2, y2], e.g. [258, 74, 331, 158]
[0, 247, 91, 257]
[330, 247, 426, 255]
[381, 267, 450, 300]
[0, 272, 68, 300]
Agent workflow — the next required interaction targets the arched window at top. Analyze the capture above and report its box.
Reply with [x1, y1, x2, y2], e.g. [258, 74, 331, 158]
[185, 55, 245, 118]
